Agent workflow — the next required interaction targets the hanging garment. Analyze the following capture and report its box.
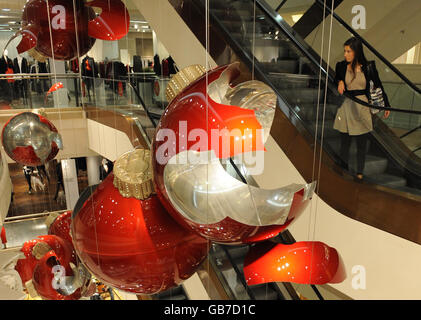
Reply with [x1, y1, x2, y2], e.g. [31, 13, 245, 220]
[118, 82, 123, 96]
[99, 62, 106, 78]
[153, 54, 161, 76]
[1, 226, 6, 246]
[167, 56, 178, 75]
[70, 58, 79, 73]
[133, 55, 143, 73]
[161, 59, 169, 77]
[0, 56, 13, 102]
[6, 67, 14, 83]
[13, 57, 30, 102]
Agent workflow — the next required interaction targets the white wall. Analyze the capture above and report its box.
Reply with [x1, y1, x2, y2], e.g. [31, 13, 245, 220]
[153, 31, 170, 61]
[0, 31, 23, 62]
[134, 0, 216, 70]
[87, 119, 134, 162]
[0, 148, 12, 227]
[305, 0, 421, 75]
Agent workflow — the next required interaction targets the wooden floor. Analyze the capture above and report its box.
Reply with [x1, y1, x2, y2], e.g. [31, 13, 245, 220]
[7, 161, 89, 218]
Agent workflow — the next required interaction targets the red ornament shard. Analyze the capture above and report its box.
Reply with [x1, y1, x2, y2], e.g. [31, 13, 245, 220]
[243, 241, 346, 285]
[86, 0, 130, 41]
[16, 25, 39, 54]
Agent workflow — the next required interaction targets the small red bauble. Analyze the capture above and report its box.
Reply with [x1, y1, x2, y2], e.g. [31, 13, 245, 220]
[14, 235, 81, 300]
[48, 211, 73, 248]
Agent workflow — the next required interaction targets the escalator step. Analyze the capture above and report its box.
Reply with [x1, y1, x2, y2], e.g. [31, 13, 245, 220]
[309, 123, 338, 139]
[349, 155, 388, 176]
[211, 9, 255, 21]
[365, 173, 407, 188]
[260, 60, 299, 74]
[295, 103, 337, 121]
[249, 284, 280, 300]
[267, 73, 311, 89]
[397, 186, 421, 196]
[325, 137, 371, 155]
[279, 88, 322, 104]
[155, 286, 187, 300]
[225, 245, 249, 261]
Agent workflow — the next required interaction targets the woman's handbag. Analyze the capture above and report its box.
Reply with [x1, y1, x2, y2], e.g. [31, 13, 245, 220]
[369, 80, 383, 114]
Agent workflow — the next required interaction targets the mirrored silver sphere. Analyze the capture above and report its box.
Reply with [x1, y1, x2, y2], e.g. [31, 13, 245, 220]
[1, 112, 63, 166]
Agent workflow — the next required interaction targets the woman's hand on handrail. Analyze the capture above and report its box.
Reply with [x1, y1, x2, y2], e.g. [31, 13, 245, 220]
[384, 110, 391, 119]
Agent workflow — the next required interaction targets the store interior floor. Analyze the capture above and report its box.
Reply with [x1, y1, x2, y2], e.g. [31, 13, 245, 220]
[6, 161, 89, 218]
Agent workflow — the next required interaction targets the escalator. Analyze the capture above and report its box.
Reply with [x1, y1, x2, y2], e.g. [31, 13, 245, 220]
[168, 0, 421, 245]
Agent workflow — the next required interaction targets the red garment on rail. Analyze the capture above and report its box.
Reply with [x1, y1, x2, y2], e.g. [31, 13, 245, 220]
[1, 226, 6, 244]
[118, 82, 123, 96]
[6, 67, 14, 83]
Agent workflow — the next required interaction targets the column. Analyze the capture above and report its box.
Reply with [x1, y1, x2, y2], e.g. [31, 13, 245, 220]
[61, 159, 79, 211]
[49, 59, 69, 108]
[86, 156, 101, 186]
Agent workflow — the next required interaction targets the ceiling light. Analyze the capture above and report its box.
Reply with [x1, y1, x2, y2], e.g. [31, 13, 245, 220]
[2, 9, 10, 12]
[292, 14, 303, 23]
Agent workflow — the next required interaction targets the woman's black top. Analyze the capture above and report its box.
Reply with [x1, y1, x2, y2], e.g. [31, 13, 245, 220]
[335, 60, 390, 108]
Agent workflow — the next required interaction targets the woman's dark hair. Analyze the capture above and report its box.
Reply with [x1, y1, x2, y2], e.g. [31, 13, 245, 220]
[344, 37, 367, 80]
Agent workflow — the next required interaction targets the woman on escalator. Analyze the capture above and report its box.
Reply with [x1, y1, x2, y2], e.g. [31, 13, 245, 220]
[334, 37, 390, 180]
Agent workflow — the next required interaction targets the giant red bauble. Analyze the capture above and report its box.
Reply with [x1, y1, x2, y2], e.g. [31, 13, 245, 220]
[16, 0, 130, 61]
[151, 64, 311, 244]
[20, 0, 96, 60]
[71, 173, 209, 295]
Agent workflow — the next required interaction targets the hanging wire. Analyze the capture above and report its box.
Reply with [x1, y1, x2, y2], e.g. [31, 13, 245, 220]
[314, 0, 336, 244]
[252, 0, 256, 81]
[70, 0, 82, 274]
[72, 0, 84, 109]
[205, 0, 211, 298]
[72, 0, 101, 276]
[308, 0, 327, 243]
[309, 0, 336, 287]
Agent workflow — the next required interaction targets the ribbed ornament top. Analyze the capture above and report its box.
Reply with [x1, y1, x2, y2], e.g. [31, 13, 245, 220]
[165, 64, 206, 103]
[113, 149, 154, 200]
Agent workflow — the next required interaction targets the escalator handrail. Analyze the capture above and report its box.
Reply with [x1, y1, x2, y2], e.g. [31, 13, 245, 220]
[400, 124, 421, 139]
[313, 0, 421, 96]
[126, 81, 158, 127]
[255, 0, 421, 114]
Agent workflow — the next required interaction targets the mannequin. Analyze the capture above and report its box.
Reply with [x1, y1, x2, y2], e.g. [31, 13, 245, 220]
[82, 54, 98, 101]
[13, 53, 29, 104]
[30, 59, 49, 94]
[0, 50, 13, 102]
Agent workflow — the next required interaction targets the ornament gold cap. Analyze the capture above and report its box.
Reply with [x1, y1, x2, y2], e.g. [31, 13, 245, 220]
[166, 64, 206, 104]
[28, 48, 48, 63]
[113, 149, 154, 200]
